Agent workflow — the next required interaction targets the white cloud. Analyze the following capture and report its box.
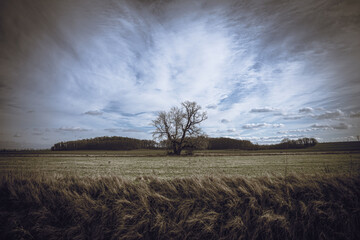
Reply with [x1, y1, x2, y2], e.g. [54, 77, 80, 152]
[238, 134, 305, 144]
[271, 124, 285, 128]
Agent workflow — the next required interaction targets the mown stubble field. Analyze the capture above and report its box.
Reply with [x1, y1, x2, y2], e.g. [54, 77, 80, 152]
[1, 150, 359, 178]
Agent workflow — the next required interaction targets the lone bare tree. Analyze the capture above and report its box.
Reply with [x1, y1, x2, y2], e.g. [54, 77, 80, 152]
[152, 101, 207, 155]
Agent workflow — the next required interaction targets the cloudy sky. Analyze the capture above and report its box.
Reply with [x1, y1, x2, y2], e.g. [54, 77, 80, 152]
[1, 0, 360, 149]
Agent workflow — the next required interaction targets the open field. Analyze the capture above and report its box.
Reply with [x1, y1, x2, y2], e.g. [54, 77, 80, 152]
[1, 146, 360, 239]
[1, 150, 360, 178]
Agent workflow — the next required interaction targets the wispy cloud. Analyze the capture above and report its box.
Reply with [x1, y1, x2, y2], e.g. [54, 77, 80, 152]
[32, 132, 43, 136]
[242, 123, 284, 130]
[0, 0, 359, 148]
[350, 111, 360, 118]
[250, 107, 277, 113]
[13, 133, 21, 138]
[206, 104, 217, 109]
[57, 127, 90, 132]
[310, 123, 350, 130]
[283, 116, 302, 120]
[104, 128, 122, 133]
[332, 123, 351, 130]
[239, 134, 307, 144]
[277, 128, 316, 134]
[221, 119, 229, 124]
[84, 110, 103, 116]
[314, 109, 344, 120]
[310, 124, 331, 129]
[104, 128, 144, 133]
[299, 107, 314, 114]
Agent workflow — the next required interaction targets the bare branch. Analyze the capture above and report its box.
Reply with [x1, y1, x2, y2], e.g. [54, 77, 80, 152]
[152, 101, 207, 155]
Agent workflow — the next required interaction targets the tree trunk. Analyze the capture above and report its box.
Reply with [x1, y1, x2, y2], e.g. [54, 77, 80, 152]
[175, 148, 182, 155]
[172, 142, 182, 155]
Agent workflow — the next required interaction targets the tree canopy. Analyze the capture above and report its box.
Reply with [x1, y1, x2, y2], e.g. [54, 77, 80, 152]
[152, 101, 207, 155]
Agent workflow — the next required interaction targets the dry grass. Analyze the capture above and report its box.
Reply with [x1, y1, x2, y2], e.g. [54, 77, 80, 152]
[0, 173, 359, 239]
[1, 152, 359, 178]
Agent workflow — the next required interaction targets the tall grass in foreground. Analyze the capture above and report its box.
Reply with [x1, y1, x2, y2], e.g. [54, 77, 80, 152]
[0, 174, 359, 240]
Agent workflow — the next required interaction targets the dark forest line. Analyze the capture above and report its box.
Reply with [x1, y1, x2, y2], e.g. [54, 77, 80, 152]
[51, 136, 318, 151]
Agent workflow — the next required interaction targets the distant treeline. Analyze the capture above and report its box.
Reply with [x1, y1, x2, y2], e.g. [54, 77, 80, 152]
[51, 136, 157, 151]
[51, 136, 317, 151]
[271, 137, 318, 149]
[207, 137, 317, 150]
[207, 138, 254, 150]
